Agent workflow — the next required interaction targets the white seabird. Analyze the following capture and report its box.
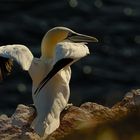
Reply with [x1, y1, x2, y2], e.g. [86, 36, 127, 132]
[0, 27, 98, 138]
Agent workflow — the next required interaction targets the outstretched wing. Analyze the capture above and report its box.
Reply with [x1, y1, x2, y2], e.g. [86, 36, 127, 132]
[0, 44, 33, 80]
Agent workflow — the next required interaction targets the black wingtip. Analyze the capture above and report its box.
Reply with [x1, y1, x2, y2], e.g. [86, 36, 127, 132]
[34, 58, 73, 96]
[0, 57, 13, 81]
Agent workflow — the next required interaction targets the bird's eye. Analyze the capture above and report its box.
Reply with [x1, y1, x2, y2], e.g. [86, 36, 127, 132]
[68, 32, 74, 37]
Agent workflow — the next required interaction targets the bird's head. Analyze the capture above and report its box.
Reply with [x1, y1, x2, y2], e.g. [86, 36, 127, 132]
[41, 26, 98, 59]
[43, 26, 98, 44]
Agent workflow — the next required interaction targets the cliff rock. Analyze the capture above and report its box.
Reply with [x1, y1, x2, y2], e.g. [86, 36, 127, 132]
[0, 89, 140, 140]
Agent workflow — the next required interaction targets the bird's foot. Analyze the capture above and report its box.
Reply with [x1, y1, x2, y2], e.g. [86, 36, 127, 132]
[64, 103, 73, 110]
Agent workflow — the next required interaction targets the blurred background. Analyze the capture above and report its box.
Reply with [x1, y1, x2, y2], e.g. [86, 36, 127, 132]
[0, 0, 140, 115]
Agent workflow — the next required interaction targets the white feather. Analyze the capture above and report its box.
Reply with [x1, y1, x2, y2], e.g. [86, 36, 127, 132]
[54, 42, 89, 64]
[0, 44, 33, 70]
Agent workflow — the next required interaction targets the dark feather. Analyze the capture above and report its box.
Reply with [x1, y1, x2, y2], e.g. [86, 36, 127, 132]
[34, 58, 73, 95]
[0, 56, 13, 81]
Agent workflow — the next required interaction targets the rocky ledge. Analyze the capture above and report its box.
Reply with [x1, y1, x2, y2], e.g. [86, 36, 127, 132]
[0, 89, 140, 140]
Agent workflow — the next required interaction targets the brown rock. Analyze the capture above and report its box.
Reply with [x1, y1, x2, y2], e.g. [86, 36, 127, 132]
[11, 104, 36, 128]
[0, 89, 140, 140]
[0, 104, 40, 140]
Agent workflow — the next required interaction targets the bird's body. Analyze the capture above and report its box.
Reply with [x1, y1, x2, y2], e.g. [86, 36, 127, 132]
[30, 42, 89, 136]
[0, 27, 98, 138]
[31, 63, 71, 136]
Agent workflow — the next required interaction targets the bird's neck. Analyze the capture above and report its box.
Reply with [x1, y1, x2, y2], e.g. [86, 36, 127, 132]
[41, 37, 56, 60]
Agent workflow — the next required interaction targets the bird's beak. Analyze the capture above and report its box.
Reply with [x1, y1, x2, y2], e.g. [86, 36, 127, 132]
[67, 32, 98, 43]
[34, 58, 73, 96]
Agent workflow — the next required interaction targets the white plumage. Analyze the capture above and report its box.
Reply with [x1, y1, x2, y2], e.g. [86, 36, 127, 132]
[54, 42, 89, 63]
[0, 44, 33, 70]
[0, 27, 98, 138]
[31, 42, 90, 137]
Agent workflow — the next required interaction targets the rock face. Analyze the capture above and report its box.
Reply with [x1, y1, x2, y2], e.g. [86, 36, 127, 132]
[0, 89, 140, 140]
[0, 105, 40, 140]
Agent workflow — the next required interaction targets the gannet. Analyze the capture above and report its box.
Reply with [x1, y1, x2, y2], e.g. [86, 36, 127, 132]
[0, 27, 98, 138]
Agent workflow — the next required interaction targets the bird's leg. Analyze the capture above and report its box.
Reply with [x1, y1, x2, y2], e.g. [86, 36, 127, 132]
[64, 103, 73, 110]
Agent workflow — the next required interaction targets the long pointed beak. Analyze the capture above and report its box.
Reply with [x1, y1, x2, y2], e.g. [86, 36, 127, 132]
[68, 32, 98, 43]
[34, 58, 73, 96]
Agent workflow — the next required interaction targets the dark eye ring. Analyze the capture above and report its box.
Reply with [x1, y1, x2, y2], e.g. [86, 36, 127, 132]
[68, 32, 74, 37]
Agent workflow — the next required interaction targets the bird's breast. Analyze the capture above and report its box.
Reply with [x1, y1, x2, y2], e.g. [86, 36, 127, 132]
[29, 59, 52, 87]
[32, 65, 71, 96]
[32, 66, 71, 110]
